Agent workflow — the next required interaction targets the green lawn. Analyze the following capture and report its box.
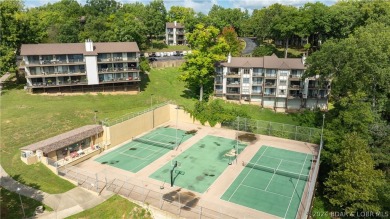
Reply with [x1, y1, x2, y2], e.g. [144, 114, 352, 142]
[0, 67, 302, 194]
[66, 195, 152, 219]
[0, 187, 53, 219]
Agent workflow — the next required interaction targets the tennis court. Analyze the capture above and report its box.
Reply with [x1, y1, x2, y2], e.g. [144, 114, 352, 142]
[94, 127, 193, 173]
[150, 135, 247, 193]
[221, 145, 312, 219]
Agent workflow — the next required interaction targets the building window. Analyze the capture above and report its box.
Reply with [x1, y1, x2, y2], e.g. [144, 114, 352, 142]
[279, 80, 287, 86]
[243, 78, 249, 84]
[242, 88, 249, 93]
[279, 89, 285, 95]
[243, 69, 250, 74]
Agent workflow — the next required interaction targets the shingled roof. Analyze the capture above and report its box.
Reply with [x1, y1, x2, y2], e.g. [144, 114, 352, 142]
[20, 42, 140, 56]
[219, 54, 306, 70]
[166, 22, 184, 28]
[20, 125, 103, 154]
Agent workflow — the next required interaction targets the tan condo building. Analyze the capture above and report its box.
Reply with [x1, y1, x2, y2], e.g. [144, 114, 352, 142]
[165, 21, 186, 45]
[214, 54, 331, 110]
[20, 40, 141, 93]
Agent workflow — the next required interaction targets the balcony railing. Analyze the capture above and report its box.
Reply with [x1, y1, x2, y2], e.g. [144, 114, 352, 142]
[227, 72, 240, 77]
[251, 91, 262, 94]
[215, 90, 223, 94]
[263, 93, 276, 96]
[290, 74, 301, 79]
[289, 85, 302, 89]
[265, 74, 277, 78]
[288, 94, 301, 99]
[264, 82, 276, 87]
[99, 67, 139, 73]
[226, 90, 240, 94]
[99, 77, 140, 83]
[226, 81, 240, 86]
[252, 82, 263, 85]
[252, 73, 264, 77]
[215, 80, 222, 84]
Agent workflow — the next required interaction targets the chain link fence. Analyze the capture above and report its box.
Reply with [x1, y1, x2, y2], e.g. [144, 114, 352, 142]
[57, 165, 237, 219]
[221, 117, 321, 143]
[102, 101, 172, 126]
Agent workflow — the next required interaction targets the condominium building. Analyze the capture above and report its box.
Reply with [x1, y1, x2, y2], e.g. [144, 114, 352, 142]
[214, 54, 330, 110]
[20, 40, 141, 93]
[165, 21, 186, 45]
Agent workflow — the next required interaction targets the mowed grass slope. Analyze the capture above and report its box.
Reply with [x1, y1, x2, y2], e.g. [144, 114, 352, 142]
[66, 195, 152, 219]
[0, 67, 299, 193]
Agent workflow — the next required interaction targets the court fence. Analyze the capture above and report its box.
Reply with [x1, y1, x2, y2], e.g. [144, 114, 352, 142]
[221, 117, 321, 143]
[102, 101, 173, 127]
[57, 165, 237, 219]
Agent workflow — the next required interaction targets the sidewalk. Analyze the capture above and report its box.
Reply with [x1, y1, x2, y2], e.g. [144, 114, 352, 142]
[0, 165, 114, 218]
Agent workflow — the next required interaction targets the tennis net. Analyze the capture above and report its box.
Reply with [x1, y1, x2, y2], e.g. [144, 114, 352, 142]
[133, 137, 176, 150]
[245, 162, 309, 181]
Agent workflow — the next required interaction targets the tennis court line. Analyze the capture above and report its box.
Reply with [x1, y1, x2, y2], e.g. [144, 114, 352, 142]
[262, 155, 306, 165]
[240, 184, 291, 199]
[117, 142, 162, 160]
[264, 160, 283, 191]
[227, 146, 269, 202]
[283, 154, 309, 219]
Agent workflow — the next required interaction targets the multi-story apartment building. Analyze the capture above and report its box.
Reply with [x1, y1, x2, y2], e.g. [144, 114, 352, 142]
[20, 40, 141, 93]
[214, 54, 330, 110]
[165, 21, 186, 45]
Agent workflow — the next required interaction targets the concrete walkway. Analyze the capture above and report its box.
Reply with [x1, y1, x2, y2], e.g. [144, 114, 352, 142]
[0, 165, 114, 218]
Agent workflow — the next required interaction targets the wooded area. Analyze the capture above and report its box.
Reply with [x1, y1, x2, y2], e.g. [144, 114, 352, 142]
[1, 0, 390, 215]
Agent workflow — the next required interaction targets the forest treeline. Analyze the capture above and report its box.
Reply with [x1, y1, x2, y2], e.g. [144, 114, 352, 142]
[1, 0, 390, 216]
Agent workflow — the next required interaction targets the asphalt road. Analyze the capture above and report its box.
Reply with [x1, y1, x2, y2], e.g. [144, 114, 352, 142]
[241, 37, 257, 55]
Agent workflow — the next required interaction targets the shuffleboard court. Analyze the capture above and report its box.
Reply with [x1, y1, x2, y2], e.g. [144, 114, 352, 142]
[150, 135, 247, 193]
[95, 127, 193, 173]
[221, 146, 312, 219]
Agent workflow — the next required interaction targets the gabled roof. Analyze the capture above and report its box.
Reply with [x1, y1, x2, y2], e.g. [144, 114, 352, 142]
[219, 54, 306, 70]
[20, 125, 103, 154]
[20, 42, 140, 56]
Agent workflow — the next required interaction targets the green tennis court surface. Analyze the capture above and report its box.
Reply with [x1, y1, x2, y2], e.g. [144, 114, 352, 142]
[150, 135, 247, 193]
[95, 127, 193, 173]
[221, 146, 312, 219]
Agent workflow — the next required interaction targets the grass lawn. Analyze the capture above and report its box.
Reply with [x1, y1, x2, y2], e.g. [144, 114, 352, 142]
[66, 195, 152, 219]
[0, 187, 53, 219]
[0, 67, 302, 194]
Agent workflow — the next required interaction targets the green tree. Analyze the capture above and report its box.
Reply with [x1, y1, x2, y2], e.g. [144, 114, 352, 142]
[179, 24, 229, 101]
[167, 6, 195, 24]
[252, 44, 277, 57]
[221, 26, 242, 56]
[144, 0, 166, 42]
[324, 132, 384, 214]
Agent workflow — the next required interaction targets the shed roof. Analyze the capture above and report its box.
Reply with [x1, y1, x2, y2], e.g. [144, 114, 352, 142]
[20, 125, 103, 154]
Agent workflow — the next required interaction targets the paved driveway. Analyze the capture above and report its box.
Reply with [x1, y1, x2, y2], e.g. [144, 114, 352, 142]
[241, 37, 257, 55]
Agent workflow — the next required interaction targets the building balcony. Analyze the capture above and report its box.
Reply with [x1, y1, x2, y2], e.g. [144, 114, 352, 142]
[288, 94, 301, 99]
[226, 81, 240, 87]
[27, 59, 84, 66]
[252, 82, 263, 85]
[226, 90, 240, 95]
[215, 80, 222, 85]
[226, 72, 240, 78]
[29, 81, 88, 88]
[289, 85, 302, 90]
[99, 77, 140, 83]
[263, 93, 276, 97]
[251, 91, 262, 95]
[289, 75, 301, 80]
[215, 89, 223, 94]
[98, 67, 139, 73]
[252, 73, 264, 77]
[264, 82, 276, 87]
[265, 74, 277, 78]
[26, 72, 86, 78]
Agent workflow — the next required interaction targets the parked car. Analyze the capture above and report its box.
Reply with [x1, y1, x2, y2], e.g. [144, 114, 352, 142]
[149, 52, 156, 57]
[149, 57, 158, 62]
[155, 52, 161, 57]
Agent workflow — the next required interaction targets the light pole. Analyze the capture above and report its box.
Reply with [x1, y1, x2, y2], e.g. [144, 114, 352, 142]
[150, 94, 154, 108]
[17, 188, 25, 218]
[175, 105, 181, 149]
